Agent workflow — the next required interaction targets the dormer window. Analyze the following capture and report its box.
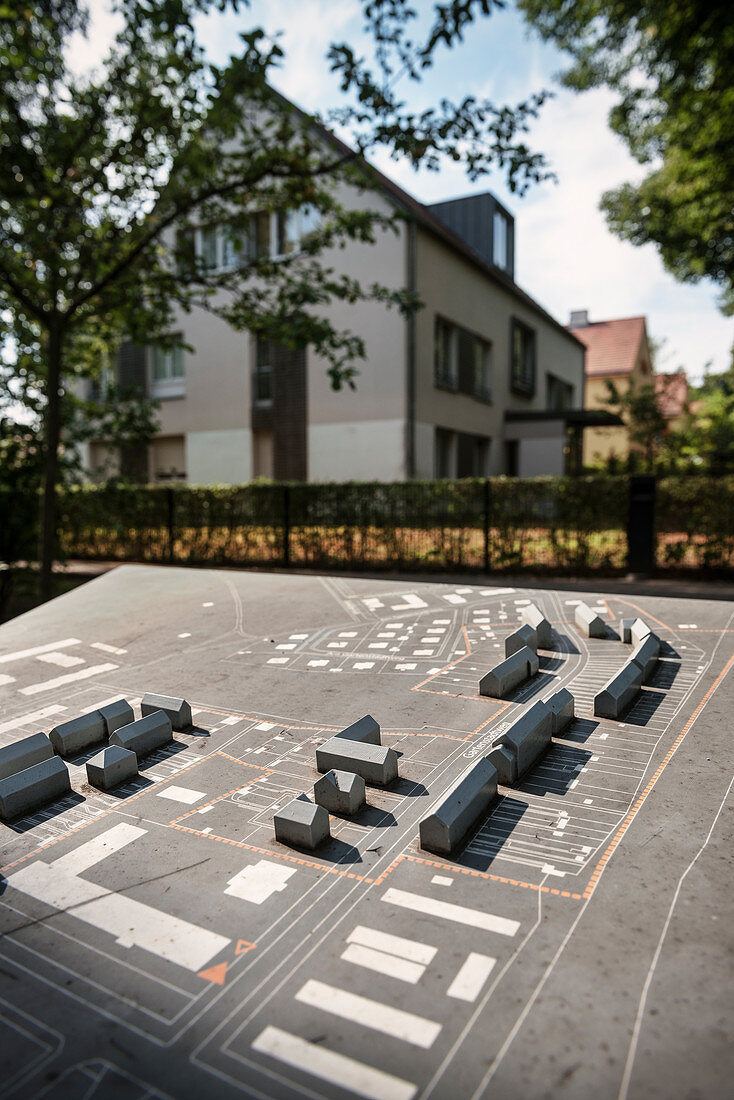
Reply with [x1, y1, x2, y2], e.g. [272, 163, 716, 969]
[493, 211, 508, 270]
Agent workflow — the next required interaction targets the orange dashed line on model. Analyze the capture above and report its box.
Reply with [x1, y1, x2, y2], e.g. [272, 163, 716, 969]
[169, 820, 375, 881]
[581, 652, 734, 900]
[0, 751, 211, 874]
[371, 852, 583, 899]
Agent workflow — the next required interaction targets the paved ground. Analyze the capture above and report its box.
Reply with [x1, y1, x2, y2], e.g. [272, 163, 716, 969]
[0, 566, 732, 1100]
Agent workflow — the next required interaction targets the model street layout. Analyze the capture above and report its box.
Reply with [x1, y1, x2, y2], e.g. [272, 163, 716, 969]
[0, 566, 732, 1100]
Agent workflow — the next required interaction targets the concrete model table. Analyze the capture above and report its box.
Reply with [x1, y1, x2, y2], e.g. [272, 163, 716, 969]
[0, 565, 732, 1100]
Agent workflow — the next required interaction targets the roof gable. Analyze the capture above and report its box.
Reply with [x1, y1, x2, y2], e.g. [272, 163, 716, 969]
[571, 316, 648, 377]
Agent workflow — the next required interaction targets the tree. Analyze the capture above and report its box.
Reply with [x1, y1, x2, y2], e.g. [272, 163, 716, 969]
[681, 353, 734, 472]
[1, 0, 552, 600]
[517, 0, 734, 313]
[604, 378, 669, 472]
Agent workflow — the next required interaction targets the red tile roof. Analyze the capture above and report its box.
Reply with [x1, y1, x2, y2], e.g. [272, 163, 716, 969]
[569, 316, 647, 377]
[655, 370, 689, 419]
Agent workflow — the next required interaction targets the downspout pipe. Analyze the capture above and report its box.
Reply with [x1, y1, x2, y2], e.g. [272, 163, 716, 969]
[406, 217, 417, 479]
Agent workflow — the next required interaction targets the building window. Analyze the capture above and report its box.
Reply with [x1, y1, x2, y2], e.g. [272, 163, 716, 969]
[254, 339, 274, 404]
[546, 373, 574, 410]
[493, 211, 508, 270]
[435, 427, 456, 478]
[463, 332, 492, 401]
[436, 317, 492, 400]
[505, 439, 519, 476]
[434, 317, 457, 390]
[182, 205, 322, 274]
[151, 340, 185, 399]
[277, 204, 321, 256]
[510, 319, 536, 396]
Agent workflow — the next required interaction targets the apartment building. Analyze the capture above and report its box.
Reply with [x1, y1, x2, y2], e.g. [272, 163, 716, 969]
[87, 124, 587, 484]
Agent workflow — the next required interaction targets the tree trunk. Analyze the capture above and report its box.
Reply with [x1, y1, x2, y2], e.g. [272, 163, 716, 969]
[39, 323, 64, 602]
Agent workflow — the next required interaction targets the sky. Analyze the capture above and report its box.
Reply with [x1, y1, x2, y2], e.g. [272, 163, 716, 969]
[72, 0, 732, 382]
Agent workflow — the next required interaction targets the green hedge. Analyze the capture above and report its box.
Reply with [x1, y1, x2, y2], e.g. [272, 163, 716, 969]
[1, 476, 732, 576]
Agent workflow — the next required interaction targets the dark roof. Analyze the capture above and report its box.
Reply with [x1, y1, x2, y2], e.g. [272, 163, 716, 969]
[266, 85, 585, 351]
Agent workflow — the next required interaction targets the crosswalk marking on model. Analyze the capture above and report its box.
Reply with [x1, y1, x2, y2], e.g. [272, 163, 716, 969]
[342, 944, 426, 984]
[447, 953, 497, 1002]
[295, 979, 441, 1048]
[0, 638, 82, 664]
[252, 1026, 417, 1100]
[19, 663, 118, 696]
[346, 924, 438, 966]
[382, 888, 520, 936]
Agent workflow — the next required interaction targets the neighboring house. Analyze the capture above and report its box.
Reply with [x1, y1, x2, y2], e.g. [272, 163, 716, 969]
[654, 369, 689, 430]
[85, 108, 589, 484]
[568, 311, 653, 466]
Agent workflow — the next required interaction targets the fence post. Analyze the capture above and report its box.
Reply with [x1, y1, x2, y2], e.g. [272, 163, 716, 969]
[166, 487, 175, 564]
[483, 478, 490, 573]
[282, 483, 291, 567]
[626, 475, 656, 574]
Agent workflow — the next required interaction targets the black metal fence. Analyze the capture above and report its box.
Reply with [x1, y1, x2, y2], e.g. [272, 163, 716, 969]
[3, 476, 733, 576]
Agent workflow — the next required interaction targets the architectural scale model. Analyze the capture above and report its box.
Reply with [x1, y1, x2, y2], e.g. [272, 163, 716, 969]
[0, 566, 732, 1099]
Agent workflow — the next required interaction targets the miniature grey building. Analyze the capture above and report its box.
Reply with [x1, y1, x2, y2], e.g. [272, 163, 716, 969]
[479, 646, 539, 698]
[594, 662, 642, 719]
[619, 618, 636, 644]
[575, 603, 606, 638]
[419, 758, 498, 856]
[316, 737, 398, 786]
[486, 744, 516, 785]
[86, 745, 139, 791]
[548, 688, 575, 735]
[99, 699, 135, 736]
[111, 711, 173, 760]
[0, 732, 54, 781]
[504, 623, 538, 658]
[631, 633, 660, 682]
[314, 769, 366, 815]
[141, 693, 192, 730]
[521, 604, 553, 649]
[49, 711, 106, 757]
[334, 715, 380, 745]
[497, 699, 553, 779]
[274, 794, 330, 850]
[630, 618, 652, 647]
[0, 756, 71, 820]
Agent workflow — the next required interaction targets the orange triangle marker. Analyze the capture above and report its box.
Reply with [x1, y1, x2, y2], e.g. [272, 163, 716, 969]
[236, 939, 255, 955]
[198, 961, 228, 985]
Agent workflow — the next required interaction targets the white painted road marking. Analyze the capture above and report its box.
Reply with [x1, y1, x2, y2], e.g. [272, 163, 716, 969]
[156, 786, 205, 805]
[391, 594, 428, 609]
[0, 705, 66, 735]
[51, 823, 145, 876]
[382, 888, 520, 936]
[431, 875, 454, 886]
[19, 663, 118, 696]
[447, 953, 497, 1002]
[0, 674, 16, 686]
[91, 642, 128, 655]
[347, 925, 437, 966]
[73, 893, 229, 970]
[225, 860, 295, 903]
[9, 856, 230, 972]
[0, 638, 81, 664]
[341, 943, 426, 984]
[35, 652, 85, 668]
[295, 979, 441, 1048]
[252, 1026, 416, 1100]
